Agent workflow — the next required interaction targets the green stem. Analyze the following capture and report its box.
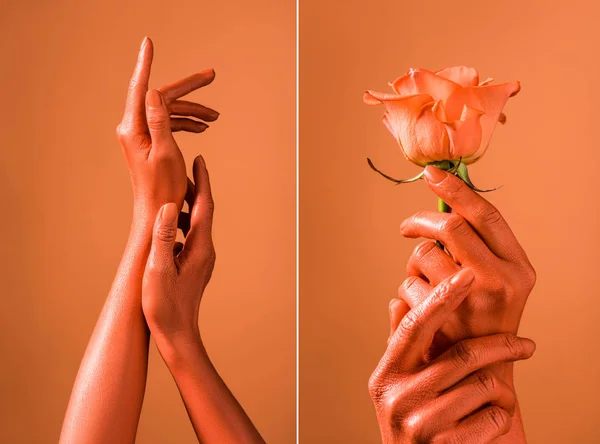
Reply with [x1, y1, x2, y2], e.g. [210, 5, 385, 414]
[436, 197, 451, 250]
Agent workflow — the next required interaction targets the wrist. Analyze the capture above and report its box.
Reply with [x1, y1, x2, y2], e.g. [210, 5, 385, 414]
[153, 330, 207, 369]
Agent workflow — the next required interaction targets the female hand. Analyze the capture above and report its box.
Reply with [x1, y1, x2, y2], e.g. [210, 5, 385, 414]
[369, 268, 536, 444]
[142, 155, 215, 346]
[399, 166, 536, 356]
[116, 37, 219, 220]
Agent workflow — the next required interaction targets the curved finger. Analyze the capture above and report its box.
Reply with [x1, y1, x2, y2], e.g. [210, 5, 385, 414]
[159, 69, 216, 102]
[425, 370, 516, 436]
[437, 406, 513, 443]
[389, 298, 410, 338]
[407, 241, 460, 286]
[145, 90, 176, 149]
[146, 203, 178, 275]
[424, 166, 528, 263]
[169, 100, 219, 122]
[426, 334, 536, 391]
[180, 155, 214, 262]
[121, 37, 153, 133]
[400, 211, 494, 266]
[170, 118, 209, 133]
[397, 275, 431, 308]
[383, 268, 475, 371]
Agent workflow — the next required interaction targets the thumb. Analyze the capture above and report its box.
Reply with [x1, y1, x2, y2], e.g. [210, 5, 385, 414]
[148, 202, 178, 273]
[145, 89, 174, 148]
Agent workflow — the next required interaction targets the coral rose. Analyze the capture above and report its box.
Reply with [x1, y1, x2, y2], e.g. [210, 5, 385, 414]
[364, 66, 520, 166]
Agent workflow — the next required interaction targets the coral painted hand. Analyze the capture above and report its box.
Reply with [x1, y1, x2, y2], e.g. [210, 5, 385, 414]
[369, 268, 536, 444]
[142, 156, 215, 344]
[142, 158, 265, 444]
[364, 66, 519, 169]
[117, 37, 219, 219]
[398, 167, 536, 356]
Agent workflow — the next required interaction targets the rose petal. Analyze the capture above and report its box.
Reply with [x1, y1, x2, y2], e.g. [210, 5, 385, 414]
[389, 68, 459, 103]
[445, 81, 520, 160]
[435, 66, 479, 87]
[479, 77, 494, 86]
[365, 91, 450, 165]
[363, 90, 404, 105]
[432, 100, 449, 123]
[444, 105, 484, 162]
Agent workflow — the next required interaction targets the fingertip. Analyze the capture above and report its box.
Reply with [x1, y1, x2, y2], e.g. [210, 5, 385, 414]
[146, 89, 164, 109]
[196, 154, 206, 169]
[423, 165, 449, 185]
[450, 267, 475, 287]
[160, 202, 178, 225]
[520, 337, 536, 356]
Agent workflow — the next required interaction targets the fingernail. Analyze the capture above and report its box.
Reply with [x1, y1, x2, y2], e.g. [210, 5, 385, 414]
[389, 299, 400, 312]
[197, 155, 206, 168]
[147, 90, 162, 108]
[451, 268, 475, 287]
[140, 36, 148, 50]
[161, 203, 178, 224]
[520, 338, 536, 355]
[210, 110, 220, 119]
[424, 166, 448, 184]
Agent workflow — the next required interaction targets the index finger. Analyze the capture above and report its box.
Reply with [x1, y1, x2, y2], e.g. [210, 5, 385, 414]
[158, 69, 216, 102]
[423, 166, 527, 263]
[121, 37, 154, 133]
[382, 268, 475, 373]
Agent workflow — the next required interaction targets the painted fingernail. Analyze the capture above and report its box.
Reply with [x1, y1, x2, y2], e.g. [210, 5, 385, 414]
[147, 90, 162, 108]
[161, 203, 178, 224]
[424, 166, 447, 184]
[451, 268, 475, 287]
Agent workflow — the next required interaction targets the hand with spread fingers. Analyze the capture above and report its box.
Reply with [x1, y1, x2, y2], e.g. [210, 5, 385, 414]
[370, 269, 536, 444]
[116, 36, 219, 221]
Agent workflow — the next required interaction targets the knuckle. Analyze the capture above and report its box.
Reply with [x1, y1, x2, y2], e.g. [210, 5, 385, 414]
[116, 123, 130, 142]
[440, 214, 467, 236]
[474, 369, 496, 394]
[485, 406, 510, 433]
[155, 224, 177, 242]
[453, 340, 478, 368]
[403, 412, 425, 439]
[500, 333, 524, 357]
[474, 204, 504, 227]
[146, 110, 168, 131]
[412, 241, 437, 261]
[399, 276, 420, 296]
[521, 264, 537, 291]
[398, 309, 421, 336]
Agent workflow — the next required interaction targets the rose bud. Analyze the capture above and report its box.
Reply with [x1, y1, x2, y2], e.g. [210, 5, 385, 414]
[364, 66, 519, 188]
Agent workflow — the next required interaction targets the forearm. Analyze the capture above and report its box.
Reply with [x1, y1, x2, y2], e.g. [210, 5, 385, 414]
[157, 335, 264, 444]
[60, 214, 153, 444]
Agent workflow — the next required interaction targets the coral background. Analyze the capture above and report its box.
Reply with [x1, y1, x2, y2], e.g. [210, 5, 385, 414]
[0, 0, 295, 442]
[299, 0, 600, 442]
